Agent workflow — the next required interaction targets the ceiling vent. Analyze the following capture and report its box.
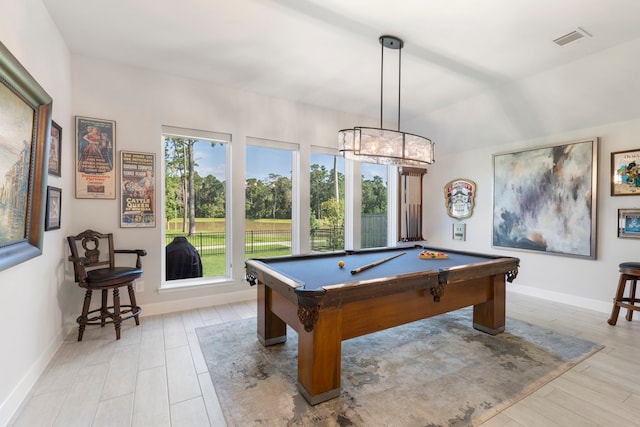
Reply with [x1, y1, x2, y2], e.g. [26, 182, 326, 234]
[553, 27, 592, 46]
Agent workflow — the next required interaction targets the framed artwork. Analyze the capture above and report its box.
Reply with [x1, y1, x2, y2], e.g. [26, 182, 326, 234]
[75, 116, 116, 199]
[618, 209, 640, 239]
[611, 149, 640, 196]
[0, 41, 52, 271]
[492, 137, 598, 259]
[444, 178, 476, 219]
[48, 120, 61, 176]
[45, 186, 61, 231]
[120, 151, 155, 227]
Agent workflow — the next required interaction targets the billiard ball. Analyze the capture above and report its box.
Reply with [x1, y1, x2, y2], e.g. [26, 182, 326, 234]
[338, 260, 345, 268]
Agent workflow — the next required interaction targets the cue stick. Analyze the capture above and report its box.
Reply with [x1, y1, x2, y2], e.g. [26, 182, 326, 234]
[413, 175, 420, 238]
[350, 251, 406, 275]
[404, 175, 408, 239]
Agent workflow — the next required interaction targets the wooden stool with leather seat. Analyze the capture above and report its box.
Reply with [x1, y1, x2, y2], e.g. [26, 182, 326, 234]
[608, 262, 640, 325]
[67, 229, 146, 340]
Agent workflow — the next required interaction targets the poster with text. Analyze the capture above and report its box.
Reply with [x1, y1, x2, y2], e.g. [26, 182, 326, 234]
[120, 151, 156, 227]
[75, 116, 116, 199]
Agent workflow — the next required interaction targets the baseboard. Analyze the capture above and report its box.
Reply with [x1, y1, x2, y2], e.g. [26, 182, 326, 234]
[140, 288, 257, 317]
[508, 283, 611, 313]
[0, 330, 64, 427]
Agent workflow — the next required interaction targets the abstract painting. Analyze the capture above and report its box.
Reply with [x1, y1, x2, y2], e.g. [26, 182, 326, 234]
[492, 138, 598, 259]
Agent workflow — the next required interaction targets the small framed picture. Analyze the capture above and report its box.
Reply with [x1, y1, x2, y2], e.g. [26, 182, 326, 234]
[618, 209, 640, 239]
[45, 186, 61, 231]
[48, 121, 61, 176]
[611, 149, 640, 196]
[453, 223, 466, 241]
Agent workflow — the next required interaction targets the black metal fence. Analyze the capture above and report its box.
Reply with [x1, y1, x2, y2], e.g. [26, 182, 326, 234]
[244, 229, 293, 254]
[361, 213, 388, 248]
[310, 227, 344, 252]
[166, 231, 226, 256]
[166, 228, 343, 256]
[166, 217, 386, 256]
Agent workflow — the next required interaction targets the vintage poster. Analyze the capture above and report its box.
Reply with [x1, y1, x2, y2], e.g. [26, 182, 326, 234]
[120, 151, 155, 227]
[75, 116, 116, 199]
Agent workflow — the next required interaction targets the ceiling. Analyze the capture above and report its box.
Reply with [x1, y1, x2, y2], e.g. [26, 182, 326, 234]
[43, 0, 640, 127]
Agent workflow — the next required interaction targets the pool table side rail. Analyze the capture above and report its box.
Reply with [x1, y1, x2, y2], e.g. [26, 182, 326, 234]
[443, 257, 520, 284]
[246, 258, 446, 305]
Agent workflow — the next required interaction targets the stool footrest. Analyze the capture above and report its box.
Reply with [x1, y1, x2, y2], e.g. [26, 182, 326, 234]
[78, 305, 142, 326]
[609, 270, 640, 326]
[614, 301, 640, 311]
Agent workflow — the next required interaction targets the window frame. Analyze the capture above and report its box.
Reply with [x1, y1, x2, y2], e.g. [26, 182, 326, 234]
[310, 146, 346, 253]
[160, 125, 232, 290]
[245, 137, 300, 256]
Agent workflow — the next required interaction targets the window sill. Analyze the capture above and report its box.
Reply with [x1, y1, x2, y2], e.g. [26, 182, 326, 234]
[158, 277, 235, 293]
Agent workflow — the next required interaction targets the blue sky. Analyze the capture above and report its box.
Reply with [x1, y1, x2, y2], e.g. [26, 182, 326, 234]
[192, 141, 226, 180]
[246, 146, 292, 181]
[191, 141, 385, 182]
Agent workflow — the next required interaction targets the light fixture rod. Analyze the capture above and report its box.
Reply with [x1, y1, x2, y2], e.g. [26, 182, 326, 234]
[397, 41, 401, 132]
[379, 35, 404, 131]
[380, 39, 384, 129]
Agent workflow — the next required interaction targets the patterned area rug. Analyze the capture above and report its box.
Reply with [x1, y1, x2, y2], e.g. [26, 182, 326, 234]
[196, 308, 602, 427]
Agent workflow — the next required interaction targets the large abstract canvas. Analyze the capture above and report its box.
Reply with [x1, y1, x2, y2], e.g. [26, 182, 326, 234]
[492, 138, 598, 259]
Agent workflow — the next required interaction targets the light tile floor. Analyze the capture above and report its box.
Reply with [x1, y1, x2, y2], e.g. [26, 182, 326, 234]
[8, 292, 640, 426]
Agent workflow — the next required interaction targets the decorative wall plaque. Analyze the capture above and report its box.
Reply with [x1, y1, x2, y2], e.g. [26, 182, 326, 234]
[444, 179, 476, 220]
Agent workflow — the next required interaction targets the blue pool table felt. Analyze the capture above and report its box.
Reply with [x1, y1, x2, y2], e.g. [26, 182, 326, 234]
[258, 246, 492, 290]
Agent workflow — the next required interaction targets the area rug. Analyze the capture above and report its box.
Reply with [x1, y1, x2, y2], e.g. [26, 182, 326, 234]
[196, 308, 602, 427]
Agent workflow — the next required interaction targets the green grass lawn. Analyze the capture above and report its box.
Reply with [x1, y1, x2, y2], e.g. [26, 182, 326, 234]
[166, 218, 321, 276]
[201, 247, 292, 277]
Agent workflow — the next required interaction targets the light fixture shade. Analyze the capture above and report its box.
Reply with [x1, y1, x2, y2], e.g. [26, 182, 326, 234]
[339, 127, 435, 166]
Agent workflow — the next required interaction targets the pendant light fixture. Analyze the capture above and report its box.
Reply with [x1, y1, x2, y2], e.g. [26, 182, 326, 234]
[338, 35, 435, 166]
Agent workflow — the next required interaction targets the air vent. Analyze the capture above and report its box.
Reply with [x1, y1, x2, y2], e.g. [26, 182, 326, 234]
[553, 27, 592, 46]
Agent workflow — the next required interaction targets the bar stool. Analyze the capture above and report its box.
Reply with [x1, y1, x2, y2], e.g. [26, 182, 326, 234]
[67, 229, 146, 340]
[608, 262, 640, 325]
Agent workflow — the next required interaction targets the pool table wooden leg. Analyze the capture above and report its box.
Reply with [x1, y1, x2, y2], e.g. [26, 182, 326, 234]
[472, 275, 506, 335]
[257, 283, 287, 346]
[297, 307, 342, 405]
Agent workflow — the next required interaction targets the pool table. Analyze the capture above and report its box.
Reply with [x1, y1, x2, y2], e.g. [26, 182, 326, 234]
[245, 245, 519, 405]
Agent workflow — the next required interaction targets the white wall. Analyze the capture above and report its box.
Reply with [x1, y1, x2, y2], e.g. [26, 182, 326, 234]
[0, 0, 74, 424]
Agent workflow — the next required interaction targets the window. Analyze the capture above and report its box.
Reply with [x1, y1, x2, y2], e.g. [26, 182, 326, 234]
[310, 150, 344, 252]
[245, 140, 296, 259]
[162, 126, 230, 282]
[361, 163, 388, 248]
